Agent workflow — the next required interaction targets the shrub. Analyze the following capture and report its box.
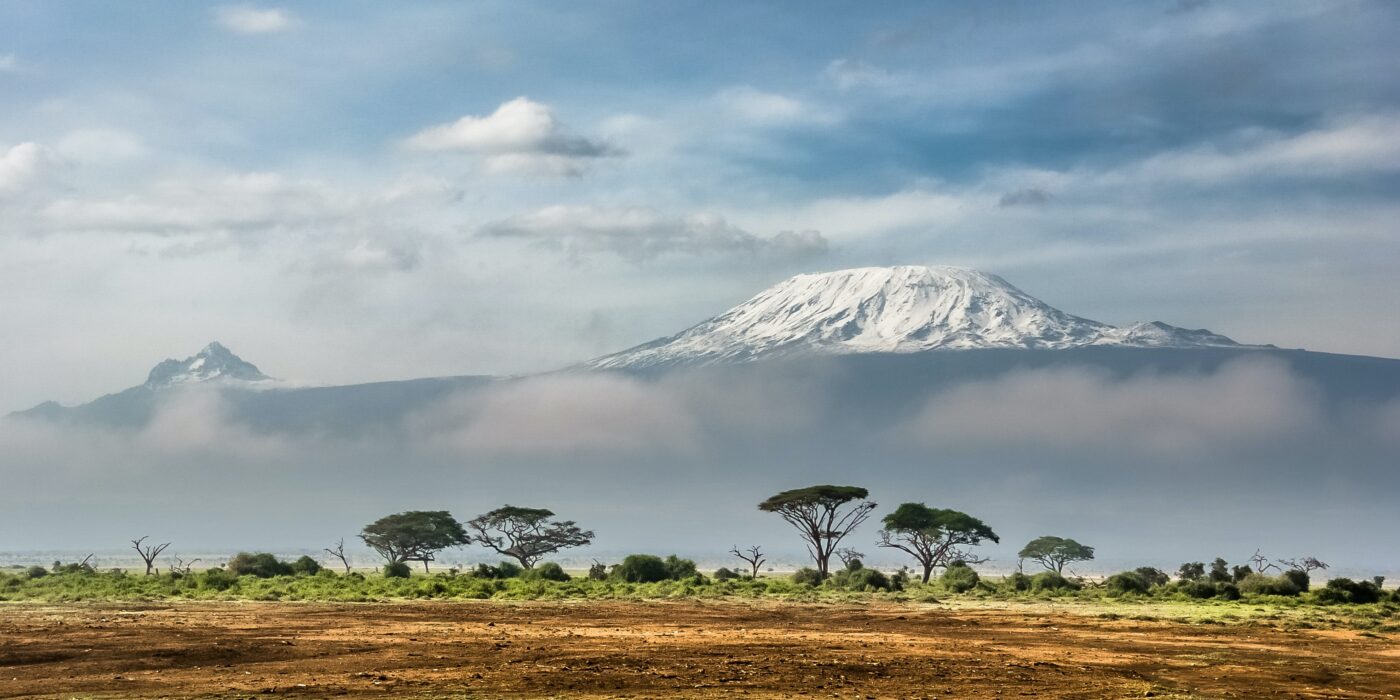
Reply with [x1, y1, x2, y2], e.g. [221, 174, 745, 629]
[199, 567, 237, 591]
[1134, 567, 1170, 588]
[713, 567, 740, 581]
[829, 566, 890, 591]
[1237, 573, 1302, 597]
[1105, 571, 1149, 596]
[383, 562, 412, 578]
[227, 552, 293, 578]
[1313, 578, 1382, 604]
[1281, 569, 1310, 592]
[290, 556, 322, 576]
[588, 561, 608, 581]
[1029, 571, 1077, 592]
[663, 555, 698, 580]
[614, 555, 669, 583]
[1177, 562, 1205, 581]
[474, 562, 523, 579]
[940, 563, 980, 593]
[1172, 579, 1217, 598]
[791, 568, 824, 586]
[523, 562, 570, 582]
[24, 565, 48, 580]
[1215, 582, 1241, 600]
[1003, 572, 1031, 592]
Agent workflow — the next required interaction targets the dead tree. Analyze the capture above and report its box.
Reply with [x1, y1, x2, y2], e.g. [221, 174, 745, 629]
[78, 554, 95, 572]
[1249, 549, 1279, 574]
[170, 556, 200, 576]
[1278, 556, 1329, 575]
[324, 538, 352, 574]
[730, 545, 767, 579]
[835, 547, 865, 569]
[131, 536, 170, 576]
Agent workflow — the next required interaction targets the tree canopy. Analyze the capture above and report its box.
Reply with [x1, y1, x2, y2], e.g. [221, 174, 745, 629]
[877, 503, 999, 583]
[359, 511, 467, 571]
[759, 484, 875, 577]
[467, 505, 594, 569]
[1018, 535, 1095, 574]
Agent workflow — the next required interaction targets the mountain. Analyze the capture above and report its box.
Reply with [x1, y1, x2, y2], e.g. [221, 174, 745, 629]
[586, 266, 1262, 369]
[143, 341, 273, 387]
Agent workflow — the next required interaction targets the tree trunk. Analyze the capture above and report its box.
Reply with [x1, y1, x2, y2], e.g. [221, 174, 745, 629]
[422, 560, 430, 573]
[921, 563, 933, 584]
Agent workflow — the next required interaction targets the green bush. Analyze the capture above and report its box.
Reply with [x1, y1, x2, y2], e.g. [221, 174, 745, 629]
[24, 566, 48, 580]
[1133, 567, 1170, 588]
[1313, 578, 1382, 604]
[1238, 573, 1302, 597]
[383, 562, 412, 579]
[199, 567, 237, 591]
[290, 556, 322, 576]
[523, 562, 570, 582]
[587, 561, 608, 580]
[474, 562, 523, 579]
[1281, 569, 1310, 592]
[713, 567, 740, 581]
[1105, 571, 1149, 596]
[791, 568, 824, 586]
[829, 566, 890, 591]
[1002, 572, 1031, 592]
[1215, 582, 1241, 600]
[227, 552, 294, 578]
[1029, 571, 1077, 592]
[1170, 579, 1217, 598]
[614, 555, 669, 583]
[663, 555, 698, 580]
[940, 563, 980, 593]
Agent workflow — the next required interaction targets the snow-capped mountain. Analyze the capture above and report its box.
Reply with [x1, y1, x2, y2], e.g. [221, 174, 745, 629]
[143, 341, 273, 388]
[587, 266, 1260, 369]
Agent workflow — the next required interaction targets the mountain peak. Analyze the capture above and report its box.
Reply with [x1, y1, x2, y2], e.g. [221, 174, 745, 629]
[144, 341, 272, 388]
[587, 265, 1253, 369]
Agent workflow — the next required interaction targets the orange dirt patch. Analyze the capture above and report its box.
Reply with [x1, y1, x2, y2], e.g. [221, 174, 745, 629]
[0, 600, 1395, 698]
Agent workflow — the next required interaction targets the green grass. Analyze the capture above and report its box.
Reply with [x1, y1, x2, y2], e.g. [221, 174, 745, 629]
[1, 567, 1395, 632]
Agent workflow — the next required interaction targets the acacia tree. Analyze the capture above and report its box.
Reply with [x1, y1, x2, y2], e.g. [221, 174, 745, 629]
[466, 506, 593, 569]
[131, 536, 170, 576]
[759, 485, 876, 578]
[359, 511, 467, 573]
[730, 545, 766, 579]
[877, 503, 999, 583]
[1018, 536, 1094, 574]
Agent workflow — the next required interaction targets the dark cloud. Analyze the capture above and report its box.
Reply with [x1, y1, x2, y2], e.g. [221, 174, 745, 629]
[997, 187, 1051, 207]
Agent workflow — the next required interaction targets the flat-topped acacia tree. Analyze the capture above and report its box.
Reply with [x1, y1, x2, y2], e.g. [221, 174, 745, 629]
[759, 485, 876, 578]
[1018, 535, 1095, 574]
[467, 506, 594, 569]
[877, 503, 999, 583]
[359, 511, 468, 573]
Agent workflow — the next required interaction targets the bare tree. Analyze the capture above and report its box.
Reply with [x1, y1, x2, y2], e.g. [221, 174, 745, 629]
[324, 538, 352, 574]
[835, 547, 865, 569]
[1249, 549, 1279, 574]
[77, 554, 95, 572]
[170, 556, 200, 576]
[1278, 556, 1329, 575]
[131, 537, 170, 576]
[729, 545, 767, 579]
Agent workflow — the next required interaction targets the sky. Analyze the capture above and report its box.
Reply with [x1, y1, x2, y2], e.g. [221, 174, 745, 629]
[2, 0, 1399, 412]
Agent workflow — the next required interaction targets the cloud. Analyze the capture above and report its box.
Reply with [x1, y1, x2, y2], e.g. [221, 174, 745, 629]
[0, 54, 17, 73]
[482, 205, 828, 262]
[896, 358, 1322, 459]
[998, 187, 1051, 208]
[215, 5, 296, 34]
[56, 129, 147, 165]
[410, 374, 701, 459]
[0, 142, 60, 194]
[715, 87, 835, 126]
[404, 97, 620, 176]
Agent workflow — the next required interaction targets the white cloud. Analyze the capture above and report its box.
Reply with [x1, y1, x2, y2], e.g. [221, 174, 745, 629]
[483, 205, 827, 262]
[56, 128, 147, 164]
[0, 142, 60, 194]
[715, 86, 834, 125]
[0, 54, 17, 73]
[404, 97, 619, 176]
[215, 5, 296, 34]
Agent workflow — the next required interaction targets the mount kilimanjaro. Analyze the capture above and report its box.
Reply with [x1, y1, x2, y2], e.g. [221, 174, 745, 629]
[10, 265, 1397, 432]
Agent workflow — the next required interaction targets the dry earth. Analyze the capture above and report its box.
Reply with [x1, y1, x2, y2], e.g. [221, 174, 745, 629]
[1, 600, 1396, 698]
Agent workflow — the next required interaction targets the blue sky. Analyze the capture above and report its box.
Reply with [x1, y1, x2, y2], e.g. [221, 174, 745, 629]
[2, 0, 1398, 409]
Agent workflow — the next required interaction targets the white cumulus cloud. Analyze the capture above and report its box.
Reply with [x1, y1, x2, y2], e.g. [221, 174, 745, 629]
[215, 5, 296, 34]
[404, 97, 620, 176]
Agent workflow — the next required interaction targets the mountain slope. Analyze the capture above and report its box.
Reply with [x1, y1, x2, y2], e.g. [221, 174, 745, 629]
[587, 266, 1260, 369]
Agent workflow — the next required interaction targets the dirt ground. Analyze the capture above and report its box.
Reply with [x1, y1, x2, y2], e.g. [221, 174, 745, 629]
[0, 600, 1396, 699]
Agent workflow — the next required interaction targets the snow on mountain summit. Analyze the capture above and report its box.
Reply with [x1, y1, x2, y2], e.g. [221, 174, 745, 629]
[587, 266, 1255, 369]
[143, 341, 272, 387]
